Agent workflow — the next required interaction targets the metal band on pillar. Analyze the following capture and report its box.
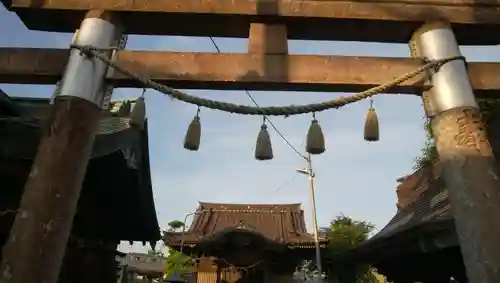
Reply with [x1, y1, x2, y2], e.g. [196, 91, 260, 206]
[411, 21, 500, 283]
[409, 32, 436, 118]
[411, 22, 477, 117]
[50, 29, 83, 105]
[59, 15, 119, 106]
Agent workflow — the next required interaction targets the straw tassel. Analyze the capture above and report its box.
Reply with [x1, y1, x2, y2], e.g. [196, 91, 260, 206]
[130, 95, 146, 129]
[364, 100, 379, 142]
[306, 114, 325, 155]
[255, 119, 273, 160]
[184, 109, 201, 151]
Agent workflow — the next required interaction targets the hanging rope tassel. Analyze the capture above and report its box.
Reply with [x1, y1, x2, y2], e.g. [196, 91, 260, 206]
[130, 90, 146, 129]
[184, 108, 201, 151]
[255, 118, 273, 160]
[306, 114, 325, 155]
[364, 100, 379, 142]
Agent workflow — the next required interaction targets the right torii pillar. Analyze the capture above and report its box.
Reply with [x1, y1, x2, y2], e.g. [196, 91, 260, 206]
[410, 21, 500, 283]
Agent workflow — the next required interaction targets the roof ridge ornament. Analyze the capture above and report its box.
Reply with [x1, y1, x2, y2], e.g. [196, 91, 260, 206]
[236, 220, 249, 229]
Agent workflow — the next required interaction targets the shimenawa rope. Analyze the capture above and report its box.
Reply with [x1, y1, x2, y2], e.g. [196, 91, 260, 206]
[70, 44, 464, 116]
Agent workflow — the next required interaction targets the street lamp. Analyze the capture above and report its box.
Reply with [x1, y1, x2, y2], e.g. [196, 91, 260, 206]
[296, 154, 323, 282]
[164, 210, 207, 283]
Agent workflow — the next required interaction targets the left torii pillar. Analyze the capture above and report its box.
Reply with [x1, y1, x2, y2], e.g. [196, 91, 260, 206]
[0, 11, 121, 283]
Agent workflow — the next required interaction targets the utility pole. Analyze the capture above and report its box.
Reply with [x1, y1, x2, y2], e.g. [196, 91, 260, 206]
[0, 10, 121, 283]
[297, 154, 323, 283]
[411, 21, 500, 283]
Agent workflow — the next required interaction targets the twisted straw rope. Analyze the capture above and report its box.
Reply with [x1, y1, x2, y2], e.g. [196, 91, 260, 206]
[70, 44, 463, 116]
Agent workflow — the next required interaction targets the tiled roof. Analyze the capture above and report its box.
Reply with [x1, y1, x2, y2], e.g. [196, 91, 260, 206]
[334, 162, 454, 264]
[0, 95, 160, 242]
[365, 161, 452, 243]
[164, 202, 326, 247]
[396, 161, 443, 209]
[373, 180, 450, 240]
[0, 89, 19, 116]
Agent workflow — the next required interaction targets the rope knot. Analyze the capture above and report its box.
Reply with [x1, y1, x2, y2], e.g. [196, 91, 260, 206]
[69, 44, 96, 57]
[425, 56, 466, 73]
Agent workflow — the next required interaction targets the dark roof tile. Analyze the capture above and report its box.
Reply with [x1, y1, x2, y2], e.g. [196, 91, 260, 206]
[370, 161, 451, 242]
[164, 202, 325, 247]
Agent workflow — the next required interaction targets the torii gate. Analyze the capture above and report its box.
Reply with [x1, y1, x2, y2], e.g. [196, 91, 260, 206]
[1, 1, 500, 283]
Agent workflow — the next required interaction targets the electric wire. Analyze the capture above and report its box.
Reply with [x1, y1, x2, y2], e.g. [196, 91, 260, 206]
[208, 37, 307, 160]
[275, 173, 299, 193]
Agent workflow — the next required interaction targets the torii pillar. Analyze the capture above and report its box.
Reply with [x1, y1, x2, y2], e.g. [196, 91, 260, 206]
[410, 21, 500, 283]
[0, 10, 121, 283]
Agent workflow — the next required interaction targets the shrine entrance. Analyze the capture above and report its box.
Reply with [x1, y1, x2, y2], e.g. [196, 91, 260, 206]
[2, 1, 500, 283]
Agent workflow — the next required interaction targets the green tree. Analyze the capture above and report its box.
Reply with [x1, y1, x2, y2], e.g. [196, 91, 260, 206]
[163, 251, 194, 280]
[413, 118, 438, 171]
[321, 215, 379, 283]
[163, 220, 193, 280]
[167, 220, 185, 231]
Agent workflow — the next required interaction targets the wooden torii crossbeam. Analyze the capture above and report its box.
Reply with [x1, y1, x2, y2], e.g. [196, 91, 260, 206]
[1, 48, 500, 97]
[3, 0, 500, 44]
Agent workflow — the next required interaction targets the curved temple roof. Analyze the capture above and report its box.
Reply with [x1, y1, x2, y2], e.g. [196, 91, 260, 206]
[164, 202, 327, 248]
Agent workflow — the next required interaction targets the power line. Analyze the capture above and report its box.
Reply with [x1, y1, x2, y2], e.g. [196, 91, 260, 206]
[244, 90, 306, 159]
[209, 37, 220, 53]
[275, 173, 299, 193]
[207, 37, 307, 160]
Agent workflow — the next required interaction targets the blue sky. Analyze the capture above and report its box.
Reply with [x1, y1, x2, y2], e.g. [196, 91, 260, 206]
[2, 5, 500, 254]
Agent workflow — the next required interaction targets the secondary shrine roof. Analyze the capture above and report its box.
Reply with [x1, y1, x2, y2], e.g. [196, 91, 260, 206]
[163, 202, 326, 248]
[372, 161, 450, 240]
[0, 92, 160, 242]
[372, 181, 450, 241]
[338, 161, 453, 263]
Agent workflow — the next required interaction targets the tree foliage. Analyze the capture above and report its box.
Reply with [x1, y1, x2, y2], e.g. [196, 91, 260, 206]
[163, 220, 193, 280]
[167, 220, 185, 231]
[321, 215, 380, 283]
[412, 118, 438, 171]
[163, 250, 194, 280]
